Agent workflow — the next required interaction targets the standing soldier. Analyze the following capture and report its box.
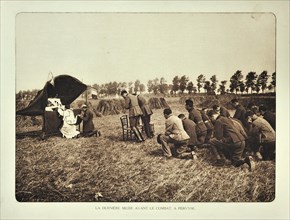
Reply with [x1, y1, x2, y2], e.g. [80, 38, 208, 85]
[121, 90, 144, 142]
[185, 99, 207, 146]
[137, 94, 154, 138]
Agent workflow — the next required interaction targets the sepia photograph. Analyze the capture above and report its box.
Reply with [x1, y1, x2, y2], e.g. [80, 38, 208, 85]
[15, 11, 276, 202]
[1, 1, 289, 220]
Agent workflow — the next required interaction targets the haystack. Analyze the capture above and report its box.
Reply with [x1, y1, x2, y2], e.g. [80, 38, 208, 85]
[148, 97, 169, 109]
[96, 99, 126, 116]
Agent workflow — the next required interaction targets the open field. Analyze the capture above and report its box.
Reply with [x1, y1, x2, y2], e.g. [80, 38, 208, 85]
[15, 97, 275, 202]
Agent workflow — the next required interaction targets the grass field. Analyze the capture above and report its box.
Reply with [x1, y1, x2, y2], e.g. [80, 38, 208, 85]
[15, 98, 275, 202]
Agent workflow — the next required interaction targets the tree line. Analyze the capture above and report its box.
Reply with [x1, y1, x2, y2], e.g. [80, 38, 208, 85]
[92, 70, 276, 96]
[16, 70, 276, 100]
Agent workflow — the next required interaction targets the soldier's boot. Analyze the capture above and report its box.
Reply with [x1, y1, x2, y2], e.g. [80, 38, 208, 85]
[132, 127, 144, 142]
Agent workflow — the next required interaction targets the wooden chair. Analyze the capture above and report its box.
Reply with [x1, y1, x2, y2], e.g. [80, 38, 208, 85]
[120, 115, 134, 141]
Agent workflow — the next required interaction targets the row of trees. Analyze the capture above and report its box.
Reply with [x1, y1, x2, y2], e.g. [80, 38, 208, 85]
[229, 70, 276, 94]
[147, 70, 276, 94]
[16, 70, 276, 100]
[92, 80, 146, 97]
[90, 70, 275, 97]
[16, 89, 39, 101]
[146, 70, 276, 95]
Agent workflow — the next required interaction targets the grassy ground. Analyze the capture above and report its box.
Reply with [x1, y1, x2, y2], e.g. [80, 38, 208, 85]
[15, 99, 275, 202]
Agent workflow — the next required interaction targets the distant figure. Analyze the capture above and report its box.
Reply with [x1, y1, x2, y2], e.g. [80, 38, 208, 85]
[121, 90, 144, 142]
[185, 99, 207, 145]
[178, 114, 199, 155]
[231, 98, 248, 131]
[78, 104, 100, 137]
[137, 94, 154, 138]
[57, 105, 80, 139]
[158, 108, 192, 159]
[259, 105, 276, 130]
[212, 104, 231, 117]
[245, 110, 276, 160]
[207, 110, 255, 171]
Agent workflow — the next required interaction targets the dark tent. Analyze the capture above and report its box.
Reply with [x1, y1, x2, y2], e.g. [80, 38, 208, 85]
[16, 75, 87, 138]
[17, 75, 87, 116]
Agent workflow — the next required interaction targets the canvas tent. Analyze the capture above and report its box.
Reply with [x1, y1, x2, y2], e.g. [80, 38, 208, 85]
[17, 75, 87, 116]
[16, 75, 87, 137]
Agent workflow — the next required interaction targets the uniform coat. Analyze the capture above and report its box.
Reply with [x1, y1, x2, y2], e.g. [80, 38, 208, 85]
[137, 94, 153, 137]
[124, 94, 143, 128]
[262, 111, 276, 130]
[165, 115, 190, 141]
[82, 109, 95, 133]
[181, 118, 199, 146]
[248, 116, 276, 160]
[137, 95, 153, 116]
[200, 110, 214, 142]
[220, 106, 231, 117]
[233, 104, 248, 129]
[188, 108, 207, 145]
[124, 94, 143, 117]
[159, 114, 190, 158]
[252, 117, 275, 143]
[209, 115, 247, 166]
[214, 116, 246, 144]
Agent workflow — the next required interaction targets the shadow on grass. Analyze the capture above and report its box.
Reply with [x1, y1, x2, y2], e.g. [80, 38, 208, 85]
[148, 148, 164, 157]
[104, 134, 137, 143]
[16, 130, 62, 140]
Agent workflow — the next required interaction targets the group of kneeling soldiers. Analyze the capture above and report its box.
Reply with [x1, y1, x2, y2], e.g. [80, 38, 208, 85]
[120, 89, 276, 171]
[157, 98, 275, 171]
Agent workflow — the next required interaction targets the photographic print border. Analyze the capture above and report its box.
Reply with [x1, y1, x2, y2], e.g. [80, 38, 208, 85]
[1, 1, 289, 219]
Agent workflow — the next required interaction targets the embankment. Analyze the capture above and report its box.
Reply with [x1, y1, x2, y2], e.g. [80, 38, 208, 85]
[179, 94, 275, 111]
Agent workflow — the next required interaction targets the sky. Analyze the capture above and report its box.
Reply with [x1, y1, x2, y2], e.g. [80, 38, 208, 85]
[15, 13, 276, 92]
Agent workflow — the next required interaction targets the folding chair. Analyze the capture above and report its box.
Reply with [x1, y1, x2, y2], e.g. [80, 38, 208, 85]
[120, 115, 134, 141]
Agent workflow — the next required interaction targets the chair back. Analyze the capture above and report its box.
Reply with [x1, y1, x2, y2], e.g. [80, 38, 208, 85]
[120, 115, 130, 128]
